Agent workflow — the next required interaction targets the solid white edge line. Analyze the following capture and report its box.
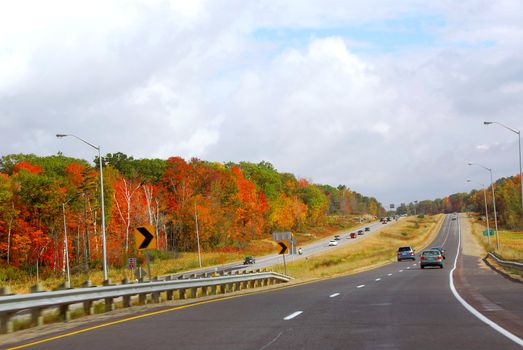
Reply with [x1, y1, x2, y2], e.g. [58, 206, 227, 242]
[329, 293, 340, 298]
[284, 311, 303, 320]
[450, 215, 523, 346]
[357, 284, 365, 288]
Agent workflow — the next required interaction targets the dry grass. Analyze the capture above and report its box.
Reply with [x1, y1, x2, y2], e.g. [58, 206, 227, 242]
[468, 213, 523, 261]
[1, 215, 374, 294]
[276, 214, 444, 280]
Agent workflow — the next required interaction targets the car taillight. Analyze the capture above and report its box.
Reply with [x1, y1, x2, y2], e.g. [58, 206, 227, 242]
[409, 252, 414, 255]
[420, 256, 425, 261]
[437, 255, 442, 260]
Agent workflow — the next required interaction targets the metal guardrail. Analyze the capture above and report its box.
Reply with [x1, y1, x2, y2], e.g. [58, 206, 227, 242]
[487, 252, 523, 269]
[0, 270, 290, 334]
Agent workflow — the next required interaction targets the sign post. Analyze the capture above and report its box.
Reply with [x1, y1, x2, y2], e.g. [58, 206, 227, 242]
[278, 241, 288, 275]
[134, 225, 157, 282]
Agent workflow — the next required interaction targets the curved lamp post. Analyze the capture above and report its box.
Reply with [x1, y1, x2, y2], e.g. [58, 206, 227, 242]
[468, 162, 500, 250]
[483, 121, 523, 217]
[57, 134, 108, 282]
[467, 179, 491, 245]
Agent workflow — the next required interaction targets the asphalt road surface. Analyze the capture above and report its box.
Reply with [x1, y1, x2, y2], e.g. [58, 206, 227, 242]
[6, 215, 523, 350]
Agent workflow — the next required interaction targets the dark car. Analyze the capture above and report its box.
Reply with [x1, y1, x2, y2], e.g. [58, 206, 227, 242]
[243, 256, 255, 265]
[430, 247, 446, 259]
[397, 246, 416, 261]
[350, 232, 357, 239]
[364, 227, 370, 232]
[334, 235, 341, 240]
[420, 250, 443, 269]
[357, 230, 364, 235]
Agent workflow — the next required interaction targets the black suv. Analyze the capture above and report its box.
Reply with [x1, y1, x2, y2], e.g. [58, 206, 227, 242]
[243, 256, 256, 265]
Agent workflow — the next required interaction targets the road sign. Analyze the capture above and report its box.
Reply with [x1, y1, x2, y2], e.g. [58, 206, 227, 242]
[128, 257, 137, 270]
[134, 267, 147, 279]
[482, 229, 494, 236]
[134, 225, 157, 250]
[272, 232, 293, 241]
[278, 242, 288, 255]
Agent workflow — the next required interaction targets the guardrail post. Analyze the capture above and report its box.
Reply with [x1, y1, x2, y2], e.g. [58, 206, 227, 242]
[189, 287, 197, 298]
[210, 285, 217, 295]
[59, 304, 71, 322]
[179, 288, 186, 299]
[0, 312, 14, 334]
[138, 293, 147, 305]
[30, 283, 44, 293]
[0, 286, 13, 296]
[31, 308, 44, 326]
[83, 301, 95, 315]
[105, 297, 115, 312]
[152, 291, 162, 303]
[82, 280, 93, 288]
[201, 285, 208, 297]
[165, 276, 174, 300]
[120, 278, 131, 307]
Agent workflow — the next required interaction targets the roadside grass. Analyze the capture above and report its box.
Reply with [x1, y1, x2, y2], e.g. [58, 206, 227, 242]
[275, 214, 444, 280]
[468, 213, 523, 261]
[0, 215, 374, 294]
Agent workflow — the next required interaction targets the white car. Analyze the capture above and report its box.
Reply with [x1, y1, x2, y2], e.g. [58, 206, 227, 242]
[328, 240, 338, 246]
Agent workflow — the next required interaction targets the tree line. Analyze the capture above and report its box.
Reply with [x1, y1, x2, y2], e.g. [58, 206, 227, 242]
[394, 174, 522, 229]
[0, 153, 385, 271]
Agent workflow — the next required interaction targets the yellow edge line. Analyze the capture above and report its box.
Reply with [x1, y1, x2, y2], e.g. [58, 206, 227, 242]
[7, 280, 309, 350]
[9, 215, 446, 350]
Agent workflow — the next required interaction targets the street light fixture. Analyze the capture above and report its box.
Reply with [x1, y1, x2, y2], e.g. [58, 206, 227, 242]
[467, 180, 491, 245]
[468, 162, 500, 250]
[483, 121, 523, 217]
[57, 134, 108, 282]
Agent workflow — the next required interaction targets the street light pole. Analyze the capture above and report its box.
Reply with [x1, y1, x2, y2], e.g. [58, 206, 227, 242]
[57, 134, 108, 282]
[62, 202, 71, 287]
[468, 162, 500, 250]
[484, 121, 523, 217]
[467, 180, 490, 245]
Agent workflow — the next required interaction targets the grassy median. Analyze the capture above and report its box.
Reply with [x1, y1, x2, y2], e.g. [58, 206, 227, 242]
[274, 214, 444, 279]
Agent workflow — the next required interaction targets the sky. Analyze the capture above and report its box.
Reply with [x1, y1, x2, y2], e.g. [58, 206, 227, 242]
[0, 0, 522, 207]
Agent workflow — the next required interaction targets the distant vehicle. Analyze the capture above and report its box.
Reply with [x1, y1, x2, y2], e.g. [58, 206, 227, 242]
[364, 227, 370, 232]
[397, 246, 416, 261]
[328, 240, 338, 246]
[357, 230, 364, 235]
[334, 235, 341, 240]
[386, 217, 391, 222]
[243, 256, 255, 265]
[350, 232, 357, 239]
[420, 250, 444, 269]
[382, 220, 387, 224]
[430, 247, 446, 259]
[298, 247, 303, 255]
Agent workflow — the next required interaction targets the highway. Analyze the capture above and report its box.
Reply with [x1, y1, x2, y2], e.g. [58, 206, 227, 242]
[172, 219, 389, 278]
[5, 215, 523, 349]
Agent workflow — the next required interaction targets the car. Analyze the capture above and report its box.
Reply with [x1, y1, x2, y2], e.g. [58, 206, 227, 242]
[364, 227, 370, 232]
[386, 217, 391, 222]
[420, 250, 444, 269]
[328, 240, 338, 246]
[397, 246, 416, 261]
[382, 220, 387, 224]
[334, 235, 341, 240]
[430, 247, 446, 259]
[243, 256, 255, 265]
[350, 232, 357, 239]
[357, 230, 364, 235]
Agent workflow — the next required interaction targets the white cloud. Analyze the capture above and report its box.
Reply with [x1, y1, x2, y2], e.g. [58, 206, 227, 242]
[0, 0, 522, 206]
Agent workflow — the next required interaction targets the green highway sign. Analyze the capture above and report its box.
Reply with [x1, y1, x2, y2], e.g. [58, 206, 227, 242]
[482, 229, 494, 236]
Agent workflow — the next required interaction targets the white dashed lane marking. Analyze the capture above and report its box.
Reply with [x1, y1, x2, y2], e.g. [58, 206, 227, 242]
[399, 270, 403, 272]
[357, 285, 365, 289]
[284, 311, 303, 320]
[375, 278, 381, 281]
[387, 273, 392, 276]
[329, 293, 340, 298]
